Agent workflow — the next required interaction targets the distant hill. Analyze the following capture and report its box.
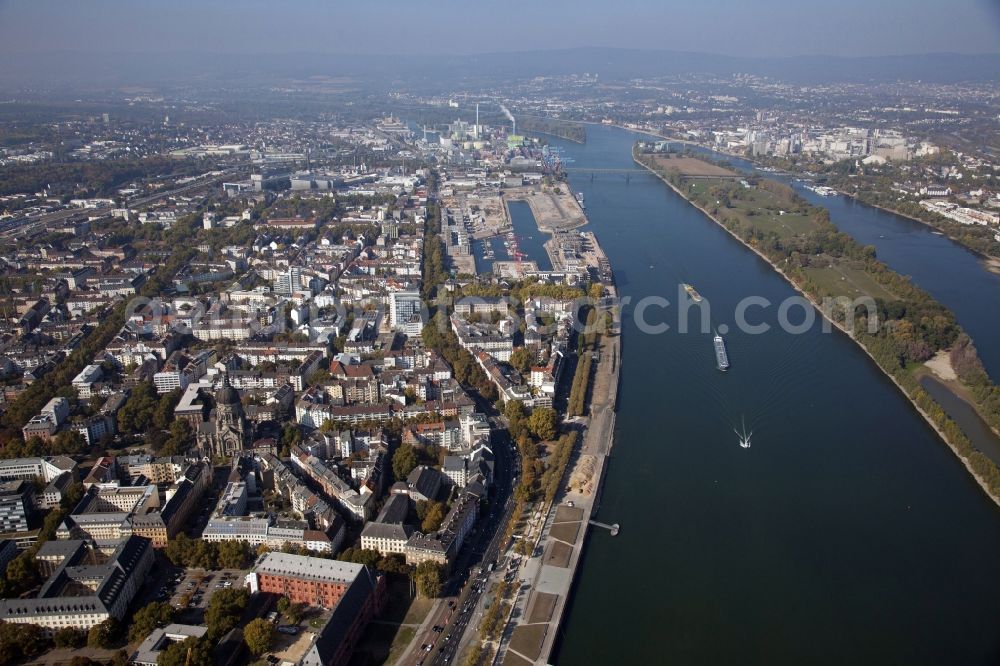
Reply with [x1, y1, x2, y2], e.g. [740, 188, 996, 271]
[1, 47, 998, 90]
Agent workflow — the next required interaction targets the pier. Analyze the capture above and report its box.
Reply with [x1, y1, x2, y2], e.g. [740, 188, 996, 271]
[588, 520, 621, 536]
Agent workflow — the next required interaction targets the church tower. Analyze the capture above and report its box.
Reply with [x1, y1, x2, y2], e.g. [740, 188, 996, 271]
[202, 375, 248, 458]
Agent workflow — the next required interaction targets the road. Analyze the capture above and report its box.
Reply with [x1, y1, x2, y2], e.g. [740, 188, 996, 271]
[397, 420, 517, 666]
[0, 167, 245, 239]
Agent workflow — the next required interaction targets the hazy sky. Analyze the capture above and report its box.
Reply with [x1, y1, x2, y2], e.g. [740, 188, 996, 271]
[1, 0, 999, 58]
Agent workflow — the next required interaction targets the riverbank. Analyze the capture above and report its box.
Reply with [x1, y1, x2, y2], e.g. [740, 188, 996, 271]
[832, 194, 1000, 272]
[518, 115, 587, 144]
[634, 149, 1000, 509]
[534, 291, 621, 664]
[729, 151, 1000, 268]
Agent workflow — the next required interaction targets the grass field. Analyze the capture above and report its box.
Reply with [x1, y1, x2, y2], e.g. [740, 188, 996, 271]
[805, 265, 898, 301]
[648, 154, 741, 178]
[682, 177, 903, 306]
[688, 179, 820, 239]
[349, 576, 432, 665]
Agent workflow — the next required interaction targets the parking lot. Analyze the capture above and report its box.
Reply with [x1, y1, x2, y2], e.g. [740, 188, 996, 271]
[166, 568, 247, 616]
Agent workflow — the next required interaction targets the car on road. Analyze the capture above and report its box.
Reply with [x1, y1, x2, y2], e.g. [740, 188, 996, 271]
[277, 625, 300, 635]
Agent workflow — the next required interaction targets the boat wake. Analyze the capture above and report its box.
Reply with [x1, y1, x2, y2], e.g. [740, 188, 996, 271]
[735, 416, 753, 449]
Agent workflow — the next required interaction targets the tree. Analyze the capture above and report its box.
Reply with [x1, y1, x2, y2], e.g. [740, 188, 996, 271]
[509, 347, 533, 374]
[276, 596, 290, 614]
[421, 502, 447, 533]
[128, 601, 174, 643]
[205, 588, 249, 639]
[216, 540, 250, 570]
[68, 657, 98, 666]
[414, 561, 443, 598]
[156, 636, 214, 666]
[283, 602, 305, 625]
[376, 553, 410, 575]
[53, 626, 86, 648]
[0, 622, 50, 663]
[117, 382, 158, 435]
[153, 388, 183, 430]
[280, 422, 301, 451]
[2, 552, 40, 597]
[338, 547, 381, 569]
[164, 533, 195, 567]
[243, 618, 275, 657]
[392, 443, 419, 481]
[52, 429, 87, 455]
[108, 650, 130, 666]
[189, 539, 219, 570]
[527, 407, 558, 441]
[87, 617, 120, 649]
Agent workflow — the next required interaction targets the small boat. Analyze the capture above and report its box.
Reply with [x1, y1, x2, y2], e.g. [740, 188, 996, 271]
[682, 283, 703, 303]
[714, 333, 730, 371]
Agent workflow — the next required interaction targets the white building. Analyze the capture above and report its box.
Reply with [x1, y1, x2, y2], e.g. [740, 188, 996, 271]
[389, 289, 422, 331]
[72, 364, 104, 398]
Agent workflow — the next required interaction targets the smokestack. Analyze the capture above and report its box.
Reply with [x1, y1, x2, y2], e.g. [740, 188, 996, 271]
[475, 104, 479, 138]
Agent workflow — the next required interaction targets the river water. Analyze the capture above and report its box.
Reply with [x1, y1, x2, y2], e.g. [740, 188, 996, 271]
[709, 152, 1000, 383]
[550, 125, 1000, 665]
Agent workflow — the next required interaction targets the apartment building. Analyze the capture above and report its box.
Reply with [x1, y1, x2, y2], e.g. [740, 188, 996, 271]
[0, 536, 154, 633]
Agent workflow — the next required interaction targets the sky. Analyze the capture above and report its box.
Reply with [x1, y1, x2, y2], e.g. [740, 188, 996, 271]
[0, 0, 998, 58]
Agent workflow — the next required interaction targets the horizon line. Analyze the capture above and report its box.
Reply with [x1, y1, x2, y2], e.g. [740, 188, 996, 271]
[1, 46, 999, 61]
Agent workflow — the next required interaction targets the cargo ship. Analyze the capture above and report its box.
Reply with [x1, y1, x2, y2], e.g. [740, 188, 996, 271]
[714, 333, 730, 371]
[682, 283, 703, 303]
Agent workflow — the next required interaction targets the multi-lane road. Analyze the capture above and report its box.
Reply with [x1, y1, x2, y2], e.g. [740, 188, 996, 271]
[397, 420, 518, 666]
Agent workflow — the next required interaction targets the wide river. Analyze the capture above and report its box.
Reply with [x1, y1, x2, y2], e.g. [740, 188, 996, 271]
[550, 125, 1000, 665]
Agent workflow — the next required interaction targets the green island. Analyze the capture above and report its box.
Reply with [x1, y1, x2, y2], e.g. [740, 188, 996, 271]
[635, 146, 1000, 503]
[518, 116, 587, 143]
[752, 152, 1000, 261]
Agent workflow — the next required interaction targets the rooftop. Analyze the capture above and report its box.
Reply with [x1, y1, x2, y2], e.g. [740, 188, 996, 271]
[253, 552, 365, 585]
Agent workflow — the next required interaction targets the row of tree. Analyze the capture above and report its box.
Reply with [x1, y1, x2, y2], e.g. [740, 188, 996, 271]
[164, 534, 255, 570]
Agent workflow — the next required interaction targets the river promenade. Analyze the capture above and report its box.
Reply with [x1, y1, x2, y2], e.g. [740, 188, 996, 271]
[492, 296, 621, 666]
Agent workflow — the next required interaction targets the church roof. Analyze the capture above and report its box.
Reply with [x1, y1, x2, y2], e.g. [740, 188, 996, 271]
[215, 376, 241, 406]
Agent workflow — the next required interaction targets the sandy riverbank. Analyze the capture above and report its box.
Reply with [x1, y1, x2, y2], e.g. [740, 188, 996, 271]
[926, 351, 958, 381]
[635, 152, 1000, 509]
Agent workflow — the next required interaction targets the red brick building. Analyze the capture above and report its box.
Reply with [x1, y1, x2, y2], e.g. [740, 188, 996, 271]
[246, 552, 386, 666]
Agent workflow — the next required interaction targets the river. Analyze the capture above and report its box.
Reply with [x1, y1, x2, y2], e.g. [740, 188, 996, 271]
[705, 151, 1000, 383]
[549, 125, 1000, 665]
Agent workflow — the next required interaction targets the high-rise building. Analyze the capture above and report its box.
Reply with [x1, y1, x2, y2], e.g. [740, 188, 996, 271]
[389, 289, 422, 331]
[275, 266, 302, 295]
